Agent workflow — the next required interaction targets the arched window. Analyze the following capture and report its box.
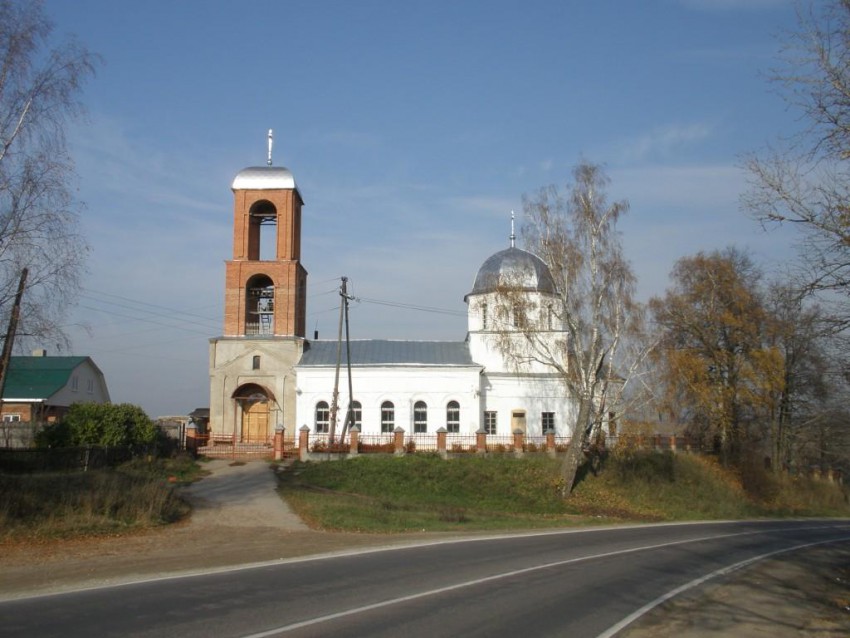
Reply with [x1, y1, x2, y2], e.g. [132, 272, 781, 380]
[346, 401, 362, 429]
[481, 302, 488, 330]
[381, 401, 394, 433]
[414, 401, 427, 433]
[446, 401, 460, 433]
[315, 401, 330, 433]
[252, 355, 261, 370]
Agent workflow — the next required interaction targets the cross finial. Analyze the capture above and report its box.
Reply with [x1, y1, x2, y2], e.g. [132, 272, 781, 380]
[267, 129, 273, 166]
[510, 210, 516, 248]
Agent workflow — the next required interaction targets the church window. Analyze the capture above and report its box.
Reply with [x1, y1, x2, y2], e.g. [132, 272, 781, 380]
[481, 302, 488, 330]
[542, 412, 555, 433]
[315, 401, 330, 433]
[252, 355, 261, 370]
[347, 401, 362, 429]
[381, 401, 395, 433]
[547, 304, 554, 330]
[446, 401, 460, 433]
[484, 411, 497, 435]
[414, 401, 427, 433]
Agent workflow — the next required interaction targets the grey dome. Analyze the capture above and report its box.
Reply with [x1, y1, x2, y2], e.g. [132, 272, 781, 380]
[466, 247, 557, 299]
[232, 166, 297, 191]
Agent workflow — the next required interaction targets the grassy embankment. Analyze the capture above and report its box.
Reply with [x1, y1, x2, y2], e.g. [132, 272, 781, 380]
[0, 455, 202, 542]
[278, 450, 850, 532]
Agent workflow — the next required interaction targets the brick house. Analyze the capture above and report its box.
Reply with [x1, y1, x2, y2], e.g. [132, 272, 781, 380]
[1, 352, 111, 425]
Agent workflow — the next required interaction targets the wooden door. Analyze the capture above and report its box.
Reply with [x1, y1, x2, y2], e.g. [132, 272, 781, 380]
[242, 399, 269, 443]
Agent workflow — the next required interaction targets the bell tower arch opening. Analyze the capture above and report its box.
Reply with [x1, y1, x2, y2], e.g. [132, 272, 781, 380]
[248, 199, 278, 260]
[245, 274, 275, 336]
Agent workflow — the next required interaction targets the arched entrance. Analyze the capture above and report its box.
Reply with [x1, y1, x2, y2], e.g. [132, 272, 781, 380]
[233, 383, 276, 443]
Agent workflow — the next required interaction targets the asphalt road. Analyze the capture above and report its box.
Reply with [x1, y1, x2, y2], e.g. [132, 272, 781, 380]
[2, 520, 849, 638]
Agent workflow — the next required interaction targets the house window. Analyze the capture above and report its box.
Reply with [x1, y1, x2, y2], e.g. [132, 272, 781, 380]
[315, 401, 330, 433]
[71, 375, 79, 392]
[252, 355, 261, 370]
[381, 401, 395, 433]
[3, 414, 21, 422]
[413, 401, 427, 434]
[346, 401, 362, 429]
[542, 412, 555, 433]
[86, 379, 94, 394]
[446, 401, 460, 433]
[484, 411, 497, 435]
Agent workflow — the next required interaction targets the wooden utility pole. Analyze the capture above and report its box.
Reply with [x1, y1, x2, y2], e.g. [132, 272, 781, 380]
[327, 279, 345, 446]
[339, 279, 355, 442]
[0, 268, 28, 409]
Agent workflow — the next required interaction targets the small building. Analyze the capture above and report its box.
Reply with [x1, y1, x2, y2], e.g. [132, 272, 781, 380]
[1, 352, 111, 424]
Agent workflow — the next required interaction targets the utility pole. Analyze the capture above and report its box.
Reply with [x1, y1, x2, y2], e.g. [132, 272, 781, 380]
[0, 268, 28, 411]
[339, 278, 355, 442]
[328, 276, 355, 446]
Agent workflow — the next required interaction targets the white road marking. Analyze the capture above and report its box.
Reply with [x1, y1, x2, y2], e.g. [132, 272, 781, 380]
[240, 527, 834, 637]
[594, 535, 850, 638]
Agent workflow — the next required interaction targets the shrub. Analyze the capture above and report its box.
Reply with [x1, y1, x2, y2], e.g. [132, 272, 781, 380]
[37, 403, 157, 448]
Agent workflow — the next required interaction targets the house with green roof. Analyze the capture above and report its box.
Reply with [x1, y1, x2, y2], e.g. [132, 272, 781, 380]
[1, 351, 111, 425]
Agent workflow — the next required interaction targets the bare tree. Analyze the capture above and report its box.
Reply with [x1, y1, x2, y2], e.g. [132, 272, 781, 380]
[0, 0, 97, 350]
[497, 162, 642, 495]
[743, 1, 850, 317]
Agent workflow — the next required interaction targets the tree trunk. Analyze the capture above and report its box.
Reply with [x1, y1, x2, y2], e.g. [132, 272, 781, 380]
[559, 394, 591, 496]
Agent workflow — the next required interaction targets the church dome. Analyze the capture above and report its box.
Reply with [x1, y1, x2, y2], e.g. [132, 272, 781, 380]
[232, 166, 297, 191]
[466, 247, 557, 298]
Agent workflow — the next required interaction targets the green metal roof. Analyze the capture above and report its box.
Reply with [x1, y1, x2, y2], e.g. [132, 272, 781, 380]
[3, 356, 90, 400]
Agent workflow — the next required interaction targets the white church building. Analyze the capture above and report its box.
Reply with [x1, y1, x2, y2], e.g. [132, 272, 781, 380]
[208, 153, 575, 447]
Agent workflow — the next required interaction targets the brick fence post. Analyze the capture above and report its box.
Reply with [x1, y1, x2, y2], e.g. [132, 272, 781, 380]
[669, 434, 677, 453]
[545, 431, 556, 458]
[393, 427, 405, 456]
[273, 425, 285, 461]
[513, 429, 525, 457]
[476, 427, 487, 455]
[299, 425, 310, 462]
[349, 426, 360, 456]
[436, 427, 447, 459]
[186, 424, 198, 455]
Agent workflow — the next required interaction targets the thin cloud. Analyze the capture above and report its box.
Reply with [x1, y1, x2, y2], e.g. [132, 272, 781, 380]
[613, 122, 714, 164]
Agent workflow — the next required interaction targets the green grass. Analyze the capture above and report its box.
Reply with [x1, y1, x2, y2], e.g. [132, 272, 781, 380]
[0, 456, 197, 541]
[278, 451, 850, 533]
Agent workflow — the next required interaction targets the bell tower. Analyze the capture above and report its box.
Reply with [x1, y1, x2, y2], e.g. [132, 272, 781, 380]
[224, 138, 306, 337]
[208, 132, 307, 447]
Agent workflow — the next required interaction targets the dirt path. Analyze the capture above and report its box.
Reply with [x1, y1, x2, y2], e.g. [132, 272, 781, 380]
[0, 459, 414, 599]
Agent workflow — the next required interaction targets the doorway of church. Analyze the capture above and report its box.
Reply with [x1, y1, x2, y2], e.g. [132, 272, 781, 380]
[241, 397, 269, 443]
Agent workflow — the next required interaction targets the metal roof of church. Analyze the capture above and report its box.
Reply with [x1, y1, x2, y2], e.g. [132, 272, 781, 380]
[467, 246, 557, 298]
[232, 166, 298, 191]
[297, 340, 476, 367]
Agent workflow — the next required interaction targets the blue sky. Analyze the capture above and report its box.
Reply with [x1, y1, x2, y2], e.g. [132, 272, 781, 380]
[42, 0, 805, 418]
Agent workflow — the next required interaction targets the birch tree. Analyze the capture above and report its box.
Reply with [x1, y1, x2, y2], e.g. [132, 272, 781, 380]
[743, 0, 850, 320]
[498, 162, 641, 496]
[0, 0, 97, 348]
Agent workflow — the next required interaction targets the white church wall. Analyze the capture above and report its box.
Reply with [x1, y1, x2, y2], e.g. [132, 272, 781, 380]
[481, 373, 574, 438]
[295, 365, 482, 435]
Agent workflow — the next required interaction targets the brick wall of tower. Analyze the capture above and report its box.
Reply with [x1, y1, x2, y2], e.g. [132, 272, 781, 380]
[223, 182, 306, 338]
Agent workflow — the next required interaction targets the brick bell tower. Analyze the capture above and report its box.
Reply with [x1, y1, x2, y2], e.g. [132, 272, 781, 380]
[223, 165, 306, 338]
[208, 131, 306, 446]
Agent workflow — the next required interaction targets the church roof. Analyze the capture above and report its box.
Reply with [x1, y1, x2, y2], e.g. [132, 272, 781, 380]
[466, 246, 558, 299]
[297, 340, 476, 367]
[232, 166, 298, 191]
